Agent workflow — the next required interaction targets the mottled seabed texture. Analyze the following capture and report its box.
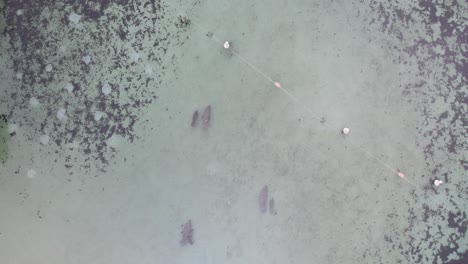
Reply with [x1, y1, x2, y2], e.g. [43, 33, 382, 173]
[0, 0, 466, 264]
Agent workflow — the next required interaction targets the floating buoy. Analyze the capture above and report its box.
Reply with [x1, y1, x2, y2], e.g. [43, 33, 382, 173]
[342, 127, 350, 134]
[274, 82, 281, 88]
[434, 179, 443, 186]
[397, 170, 406, 179]
[224, 41, 230, 49]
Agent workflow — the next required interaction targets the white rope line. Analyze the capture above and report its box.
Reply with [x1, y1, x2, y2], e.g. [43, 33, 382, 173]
[169, 3, 445, 207]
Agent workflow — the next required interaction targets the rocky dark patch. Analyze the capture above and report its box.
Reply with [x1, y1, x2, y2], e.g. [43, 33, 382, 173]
[0, 0, 188, 173]
[368, 1, 467, 263]
[176, 15, 191, 28]
[0, 114, 9, 164]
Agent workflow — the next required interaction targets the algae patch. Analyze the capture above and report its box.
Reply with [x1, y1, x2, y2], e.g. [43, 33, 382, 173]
[0, 115, 9, 164]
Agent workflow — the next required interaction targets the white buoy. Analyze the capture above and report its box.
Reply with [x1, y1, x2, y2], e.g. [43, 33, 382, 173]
[82, 55, 91, 64]
[434, 179, 443, 186]
[27, 169, 36, 179]
[224, 41, 230, 49]
[342, 127, 350, 134]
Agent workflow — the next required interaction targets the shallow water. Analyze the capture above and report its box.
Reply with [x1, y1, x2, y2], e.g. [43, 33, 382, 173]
[0, 0, 467, 263]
